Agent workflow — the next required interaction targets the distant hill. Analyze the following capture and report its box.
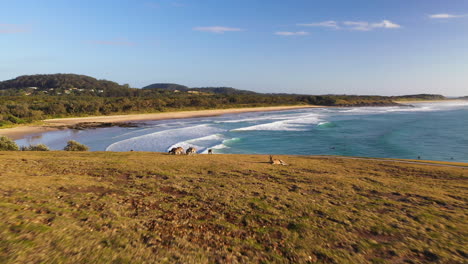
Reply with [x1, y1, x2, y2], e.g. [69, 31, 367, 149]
[391, 94, 446, 101]
[0, 74, 126, 91]
[142, 83, 189, 91]
[191, 87, 257, 95]
[0, 75, 450, 100]
[1, 76, 256, 96]
[458, 96, 468, 100]
[143, 83, 257, 95]
[0, 74, 133, 96]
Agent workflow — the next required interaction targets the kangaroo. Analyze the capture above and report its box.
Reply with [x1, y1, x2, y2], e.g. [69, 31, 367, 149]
[208, 149, 213, 154]
[269, 155, 288, 166]
[186, 147, 197, 155]
[169, 147, 184, 155]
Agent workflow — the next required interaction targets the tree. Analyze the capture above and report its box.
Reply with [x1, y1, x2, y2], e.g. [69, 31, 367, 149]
[0, 136, 19, 151]
[63, 140, 89, 151]
[21, 144, 50, 151]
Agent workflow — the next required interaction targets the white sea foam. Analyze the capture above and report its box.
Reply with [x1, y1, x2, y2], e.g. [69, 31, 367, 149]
[201, 137, 240, 154]
[106, 124, 224, 152]
[218, 115, 289, 123]
[201, 143, 228, 154]
[336, 101, 468, 115]
[217, 111, 316, 124]
[167, 134, 225, 153]
[232, 114, 323, 131]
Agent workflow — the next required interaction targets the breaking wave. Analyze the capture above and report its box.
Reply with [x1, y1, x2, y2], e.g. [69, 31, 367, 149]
[231, 114, 323, 131]
[106, 124, 224, 152]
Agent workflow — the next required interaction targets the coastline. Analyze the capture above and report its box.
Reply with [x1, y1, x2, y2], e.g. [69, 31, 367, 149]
[394, 99, 464, 104]
[0, 105, 320, 140]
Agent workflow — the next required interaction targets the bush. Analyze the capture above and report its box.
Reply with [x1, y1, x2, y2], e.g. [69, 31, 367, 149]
[21, 144, 50, 151]
[7, 115, 25, 124]
[0, 136, 19, 151]
[63, 140, 89, 151]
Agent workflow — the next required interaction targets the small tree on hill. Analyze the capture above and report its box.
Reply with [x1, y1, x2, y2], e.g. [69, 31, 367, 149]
[21, 144, 50, 151]
[63, 140, 89, 151]
[0, 136, 19, 151]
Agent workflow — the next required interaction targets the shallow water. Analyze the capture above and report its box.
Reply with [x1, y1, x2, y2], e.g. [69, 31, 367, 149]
[16, 101, 468, 162]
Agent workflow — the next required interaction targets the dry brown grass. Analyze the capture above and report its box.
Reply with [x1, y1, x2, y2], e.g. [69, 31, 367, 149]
[0, 152, 467, 263]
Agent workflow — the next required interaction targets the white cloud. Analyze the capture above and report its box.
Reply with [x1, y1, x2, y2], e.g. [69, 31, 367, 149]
[372, 20, 401, 29]
[343, 21, 371, 31]
[275, 31, 309, 36]
[429, 13, 465, 19]
[193, 26, 243, 34]
[0, 24, 29, 33]
[297, 21, 339, 29]
[296, 20, 401, 32]
[343, 20, 401, 31]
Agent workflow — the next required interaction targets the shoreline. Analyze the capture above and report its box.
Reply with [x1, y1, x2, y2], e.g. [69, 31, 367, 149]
[394, 99, 464, 104]
[0, 105, 320, 140]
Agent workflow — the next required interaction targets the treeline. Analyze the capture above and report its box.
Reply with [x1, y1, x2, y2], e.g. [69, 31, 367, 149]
[0, 94, 397, 127]
[0, 135, 89, 152]
[0, 74, 130, 93]
[0, 74, 257, 97]
[390, 94, 446, 101]
[1, 73, 447, 128]
[142, 83, 257, 95]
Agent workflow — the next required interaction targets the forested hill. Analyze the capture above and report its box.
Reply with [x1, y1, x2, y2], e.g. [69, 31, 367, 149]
[0, 75, 258, 96]
[0, 74, 133, 95]
[0, 74, 447, 100]
[191, 87, 257, 95]
[0, 74, 450, 128]
[142, 83, 189, 91]
[143, 83, 257, 95]
[390, 94, 446, 101]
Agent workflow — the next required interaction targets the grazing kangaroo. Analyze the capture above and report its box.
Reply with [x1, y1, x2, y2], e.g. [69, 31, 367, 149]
[169, 147, 184, 155]
[269, 155, 288, 166]
[208, 149, 213, 154]
[186, 147, 197, 155]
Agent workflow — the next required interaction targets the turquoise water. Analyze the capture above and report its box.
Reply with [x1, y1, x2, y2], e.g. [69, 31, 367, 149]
[16, 101, 468, 162]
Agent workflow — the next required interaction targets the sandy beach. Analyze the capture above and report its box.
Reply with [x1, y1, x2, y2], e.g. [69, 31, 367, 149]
[0, 105, 320, 140]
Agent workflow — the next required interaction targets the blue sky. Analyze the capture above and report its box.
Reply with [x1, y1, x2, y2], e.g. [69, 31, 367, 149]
[1, 0, 467, 96]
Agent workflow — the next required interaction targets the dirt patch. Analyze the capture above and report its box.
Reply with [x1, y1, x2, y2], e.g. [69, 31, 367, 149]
[159, 186, 189, 198]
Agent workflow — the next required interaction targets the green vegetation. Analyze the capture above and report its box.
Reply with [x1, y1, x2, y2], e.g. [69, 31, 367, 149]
[63, 140, 89, 151]
[391, 94, 447, 101]
[0, 74, 447, 128]
[142, 83, 190, 91]
[143, 84, 258, 95]
[0, 136, 19, 151]
[0, 74, 131, 97]
[0, 152, 466, 263]
[20, 144, 50, 151]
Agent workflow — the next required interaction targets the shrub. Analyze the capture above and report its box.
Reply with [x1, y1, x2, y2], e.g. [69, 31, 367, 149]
[7, 115, 25, 124]
[21, 144, 50, 151]
[63, 140, 89, 151]
[0, 136, 19, 151]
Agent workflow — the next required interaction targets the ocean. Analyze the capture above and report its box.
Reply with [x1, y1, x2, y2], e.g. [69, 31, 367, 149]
[16, 101, 468, 162]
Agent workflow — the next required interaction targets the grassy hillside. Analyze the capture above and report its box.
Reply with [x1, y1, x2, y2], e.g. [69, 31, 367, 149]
[0, 152, 466, 263]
